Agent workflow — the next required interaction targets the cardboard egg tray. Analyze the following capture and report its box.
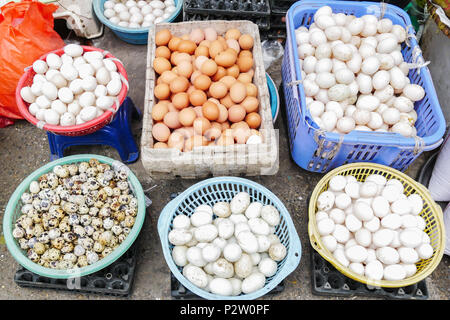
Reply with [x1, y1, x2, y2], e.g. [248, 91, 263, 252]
[14, 242, 138, 297]
[310, 249, 428, 300]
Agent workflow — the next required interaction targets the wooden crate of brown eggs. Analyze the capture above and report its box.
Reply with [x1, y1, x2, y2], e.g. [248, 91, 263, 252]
[141, 20, 278, 179]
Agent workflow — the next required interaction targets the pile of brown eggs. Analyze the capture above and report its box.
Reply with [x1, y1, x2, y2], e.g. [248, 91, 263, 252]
[151, 27, 263, 151]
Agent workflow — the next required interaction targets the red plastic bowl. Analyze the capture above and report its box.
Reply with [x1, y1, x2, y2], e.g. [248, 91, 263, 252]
[16, 46, 128, 136]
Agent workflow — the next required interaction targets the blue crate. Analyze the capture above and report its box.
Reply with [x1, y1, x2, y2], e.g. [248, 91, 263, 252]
[157, 177, 302, 300]
[282, 0, 445, 173]
[93, 0, 182, 44]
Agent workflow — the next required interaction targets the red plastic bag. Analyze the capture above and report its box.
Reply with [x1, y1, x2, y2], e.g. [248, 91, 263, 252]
[0, 0, 65, 120]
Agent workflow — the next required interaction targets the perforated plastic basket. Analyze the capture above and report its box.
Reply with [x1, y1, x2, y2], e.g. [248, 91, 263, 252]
[281, 0, 446, 173]
[157, 177, 302, 300]
[3, 154, 146, 279]
[308, 163, 445, 288]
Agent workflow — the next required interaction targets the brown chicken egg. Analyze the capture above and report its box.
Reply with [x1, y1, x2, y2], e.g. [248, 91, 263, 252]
[202, 101, 220, 121]
[209, 81, 228, 99]
[153, 57, 172, 75]
[215, 51, 237, 68]
[237, 72, 252, 84]
[229, 82, 247, 103]
[168, 37, 181, 51]
[204, 27, 218, 41]
[163, 111, 182, 129]
[212, 66, 227, 81]
[219, 75, 237, 89]
[239, 50, 253, 58]
[228, 105, 246, 123]
[209, 40, 225, 59]
[210, 121, 222, 131]
[226, 39, 241, 54]
[226, 65, 240, 78]
[241, 96, 259, 113]
[199, 39, 211, 47]
[245, 112, 261, 129]
[233, 126, 252, 144]
[167, 131, 185, 151]
[170, 76, 189, 93]
[216, 133, 234, 146]
[193, 106, 203, 118]
[177, 60, 193, 78]
[195, 56, 208, 71]
[189, 89, 207, 106]
[220, 94, 234, 108]
[184, 135, 208, 151]
[204, 126, 222, 141]
[172, 52, 191, 66]
[221, 121, 231, 130]
[231, 121, 249, 130]
[238, 34, 254, 50]
[179, 107, 197, 127]
[245, 83, 258, 97]
[195, 46, 209, 57]
[201, 59, 218, 77]
[152, 122, 171, 142]
[152, 102, 169, 121]
[190, 70, 202, 83]
[156, 29, 172, 46]
[181, 34, 190, 40]
[154, 83, 171, 100]
[193, 74, 212, 91]
[172, 92, 190, 110]
[217, 103, 228, 123]
[154, 142, 168, 149]
[190, 28, 205, 44]
[193, 117, 211, 135]
[155, 46, 171, 59]
[237, 56, 253, 73]
[175, 127, 194, 139]
[160, 70, 178, 84]
[225, 29, 241, 40]
[178, 40, 197, 55]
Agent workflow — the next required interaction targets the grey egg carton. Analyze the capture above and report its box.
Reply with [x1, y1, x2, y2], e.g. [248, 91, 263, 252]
[14, 242, 138, 297]
[310, 249, 428, 300]
[182, 12, 271, 31]
[183, 0, 271, 17]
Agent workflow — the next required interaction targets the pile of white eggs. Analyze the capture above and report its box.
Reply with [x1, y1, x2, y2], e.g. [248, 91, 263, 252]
[168, 192, 288, 296]
[315, 173, 434, 281]
[296, 6, 426, 137]
[103, 0, 177, 28]
[20, 44, 124, 127]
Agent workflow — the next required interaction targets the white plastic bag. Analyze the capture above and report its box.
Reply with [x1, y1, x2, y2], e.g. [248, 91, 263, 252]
[428, 133, 450, 201]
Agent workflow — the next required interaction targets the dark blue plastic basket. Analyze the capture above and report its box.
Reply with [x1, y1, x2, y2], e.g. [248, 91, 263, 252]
[282, 0, 446, 173]
[93, 0, 182, 44]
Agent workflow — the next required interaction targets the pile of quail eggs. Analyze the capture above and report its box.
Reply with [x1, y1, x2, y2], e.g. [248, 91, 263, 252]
[12, 159, 138, 270]
[103, 0, 177, 28]
[20, 44, 124, 127]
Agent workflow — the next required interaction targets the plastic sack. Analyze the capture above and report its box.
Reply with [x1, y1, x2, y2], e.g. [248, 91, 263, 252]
[0, 0, 65, 120]
[428, 133, 450, 201]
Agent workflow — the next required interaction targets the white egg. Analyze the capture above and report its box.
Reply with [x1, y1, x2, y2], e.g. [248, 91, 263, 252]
[365, 260, 384, 280]
[57, 87, 74, 104]
[345, 214, 362, 232]
[401, 263, 417, 277]
[398, 247, 419, 264]
[399, 229, 422, 248]
[317, 218, 335, 236]
[376, 246, 400, 265]
[64, 44, 84, 58]
[35, 95, 51, 109]
[335, 193, 352, 210]
[80, 106, 98, 122]
[50, 99, 67, 115]
[363, 216, 380, 233]
[104, 8, 116, 18]
[353, 201, 374, 222]
[416, 243, 433, 259]
[355, 228, 372, 247]
[333, 248, 350, 267]
[20, 86, 36, 104]
[32, 60, 49, 74]
[107, 78, 122, 96]
[333, 224, 350, 243]
[372, 228, 394, 247]
[29, 103, 39, 116]
[77, 64, 95, 79]
[383, 264, 406, 281]
[79, 92, 96, 108]
[60, 112, 76, 126]
[46, 53, 62, 69]
[81, 76, 98, 92]
[69, 79, 84, 95]
[345, 245, 368, 263]
[381, 213, 402, 230]
[321, 235, 338, 252]
[44, 109, 60, 125]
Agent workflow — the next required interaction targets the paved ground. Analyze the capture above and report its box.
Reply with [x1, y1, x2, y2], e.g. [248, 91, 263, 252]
[0, 27, 448, 300]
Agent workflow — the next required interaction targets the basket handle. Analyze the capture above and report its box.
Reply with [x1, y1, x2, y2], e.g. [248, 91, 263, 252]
[308, 220, 325, 255]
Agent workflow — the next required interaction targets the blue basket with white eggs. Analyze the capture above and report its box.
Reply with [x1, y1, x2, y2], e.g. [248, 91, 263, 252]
[93, 0, 182, 44]
[157, 177, 302, 300]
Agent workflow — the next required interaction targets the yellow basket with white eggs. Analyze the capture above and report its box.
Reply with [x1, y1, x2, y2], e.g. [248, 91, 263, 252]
[308, 162, 445, 288]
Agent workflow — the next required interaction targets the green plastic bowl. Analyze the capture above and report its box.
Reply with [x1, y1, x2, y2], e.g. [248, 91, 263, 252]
[3, 154, 146, 279]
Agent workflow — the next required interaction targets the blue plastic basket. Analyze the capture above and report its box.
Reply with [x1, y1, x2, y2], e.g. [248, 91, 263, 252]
[92, 0, 182, 44]
[157, 177, 302, 300]
[282, 0, 446, 173]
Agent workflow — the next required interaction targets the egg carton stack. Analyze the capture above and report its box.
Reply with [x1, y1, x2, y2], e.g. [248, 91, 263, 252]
[260, 0, 295, 43]
[310, 249, 428, 299]
[182, 0, 271, 32]
[14, 242, 138, 297]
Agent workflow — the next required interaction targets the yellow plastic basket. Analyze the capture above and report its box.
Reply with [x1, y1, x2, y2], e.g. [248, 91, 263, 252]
[308, 163, 445, 288]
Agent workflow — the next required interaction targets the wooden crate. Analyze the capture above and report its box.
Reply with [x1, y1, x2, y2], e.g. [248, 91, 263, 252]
[141, 20, 279, 179]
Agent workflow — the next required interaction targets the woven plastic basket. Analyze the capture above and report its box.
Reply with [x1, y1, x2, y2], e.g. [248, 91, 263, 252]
[16, 46, 129, 136]
[158, 177, 302, 300]
[3, 154, 146, 279]
[308, 163, 445, 288]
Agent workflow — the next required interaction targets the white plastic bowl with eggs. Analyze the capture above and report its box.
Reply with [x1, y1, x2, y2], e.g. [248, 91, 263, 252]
[103, 0, 177, 29]
[19, 44, 125, 127]
[314, 173, 434, 282]
[295, 5, 426, 137]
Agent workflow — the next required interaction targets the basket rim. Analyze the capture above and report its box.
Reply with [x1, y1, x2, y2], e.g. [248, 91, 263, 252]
[92, 0, 182, 34]
[2, 154, 146, 279]
[308, 162, 446, 288]
[15, 46, 129, 135]
[157, 176, 302, 300]
[286, 0, 446, 148]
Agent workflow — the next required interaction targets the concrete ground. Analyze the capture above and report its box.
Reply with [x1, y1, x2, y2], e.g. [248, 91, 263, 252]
[0, 26, 448, 300]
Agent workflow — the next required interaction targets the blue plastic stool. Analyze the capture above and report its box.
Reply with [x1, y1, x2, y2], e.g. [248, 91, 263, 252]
[47, 97, 141, 164]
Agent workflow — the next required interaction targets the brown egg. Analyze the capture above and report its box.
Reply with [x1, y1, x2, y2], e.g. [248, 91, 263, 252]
[233, 126, 252, 144]
[170, 76, 189, 93]
[246, 69, 255, 78]
[181, 34, 190, 40]
[193, 117, 211, 135]
[220, 94, 234, 109]
[225, 29, 241, 40]
[156, 29, 172, 46]
[245, 112, 262, 129]
[217, 36, 228, 49]
[237, 56, 254, 73]
[209, 40, 225, 59]
[219, 75, 237, 89]
[229, 81, 247, 103]
[237, 72, 252, 84]
[190, 28, 205, 44]
[228, 105, 246, 123]
[216, 133, 234, 146]
[167, 132, 185, 151]
[193, 74, 212, 91]
[193, 106, 203, 118]
[155, 46, 171, 59]
[163, 111, 181, 129]
[226, 65, 240, 78]
[201, 59, 218, 77]
[195, 46, 209, 57]
[231, 121, 249, 130]
[241, 96, 259, 113]
[168, 38, 181, 52]
[209, 81, 228, 99]
[153, 57, 172, 75]
[190, 70, 202, 83]
[152, 122, 171, 142]
[194, 56, 208, 71]
[172, 92, 189, 110]
[210, 121, 223, 131]
[215, 51, 237, 68]
[204, 126, 222, 141]
[184, 135, 208, 151]
[154, 142, 168, 149]
[178, 40, 197, 55]
[212, 66, 227, 81]
[156, 77, 163, 85]
[199, 39, 211, 47]
[204, 28, 218, 41]
[246, 83, 258, 97]
[221, 121, 231, 131]
[167, 102, 177, 112]
[179, 107, 197, 127]
[177, 60, 193, 78]
[174, 127, 194, 139]
[217, 103, 228, 123]
[172, 52, 191, 66]
[239, 34, 254, 50]
[152, 102, 169, 121]
[239, 50, 253, 58]
[189, 89, 207, 106]
[202, 101, 220, 121]
[187, 85, 196, 94]
[160, 70, 178, 85]
[154, 83, 171, 100]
